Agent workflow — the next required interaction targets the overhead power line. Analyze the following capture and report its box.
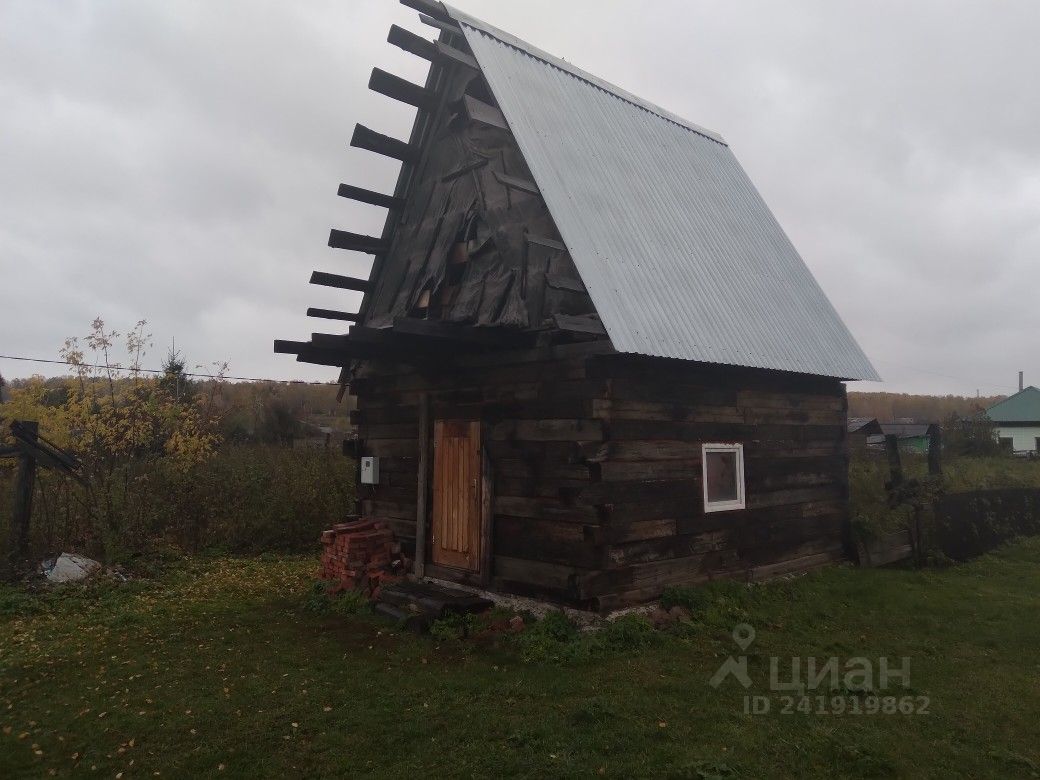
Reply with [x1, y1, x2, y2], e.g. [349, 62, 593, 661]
[0, 354, 336, 386]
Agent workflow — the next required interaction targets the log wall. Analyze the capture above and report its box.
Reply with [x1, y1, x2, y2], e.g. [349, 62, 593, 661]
[353, 349, 850, 611]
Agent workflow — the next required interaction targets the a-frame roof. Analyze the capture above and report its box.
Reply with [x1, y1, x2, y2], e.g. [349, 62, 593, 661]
[986, 386, 1040, 423]
[440, 5, 879, 381]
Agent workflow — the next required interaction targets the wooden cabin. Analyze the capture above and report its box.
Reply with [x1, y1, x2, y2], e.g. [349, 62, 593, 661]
[276, 0, 879, 611]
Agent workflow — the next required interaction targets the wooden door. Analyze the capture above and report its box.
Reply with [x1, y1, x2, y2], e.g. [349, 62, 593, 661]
[431, 420, 482, 571]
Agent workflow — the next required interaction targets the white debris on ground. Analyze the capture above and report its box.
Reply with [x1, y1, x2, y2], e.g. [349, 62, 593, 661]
[39, 553, 102, 584]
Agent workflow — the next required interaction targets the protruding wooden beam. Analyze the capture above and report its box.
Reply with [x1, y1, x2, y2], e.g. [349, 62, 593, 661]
[311, 333, 351, 349]
[388, 24, 436, 60]
[327, 229, 388, 254]
[310, 271, 371, 292]
[400, 0, 451, 22]
[274, 339, 313, 355]
[351, 124, 419, 163]
[369, 67, 436, 110]
[387, 24, 476, 70]
[419, 14, 460, 36]
[461, 94, 507, 130]
[337, 183, 405, 211]
[434, 40, 478, 70]
[307, 308, 360, 322]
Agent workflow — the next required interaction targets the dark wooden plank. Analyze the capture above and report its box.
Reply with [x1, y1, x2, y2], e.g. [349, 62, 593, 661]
[369, 67, 436, 110]
[480, 424, 494, 586]
[350, 124, 420, 163]
[419, 13, 461, 36]
[553, 314, 606, 336]
[327, 229, 388, 254]
[310, 271, 371, 292]
[441, 157, 488, 182]
[434, 40, 479, 71]
[387, 23, 436, 60]
[6, 421, 37, 571]
[307, 307, 359, 322]
[400, 0, 451, 22]
[274, 339, 313, 355]
[493, 171, 540, 196]
[415, 393, 430, 578]
[337, 183, 405, 210]
[391, 316, 532, 346]
[461, 94, 507, 130]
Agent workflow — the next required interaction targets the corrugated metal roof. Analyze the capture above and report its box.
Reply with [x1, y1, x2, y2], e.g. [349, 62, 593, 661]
[445, 5, 880, 381]
[879, 423, 935, 438]
[986, 386, 1040, 422]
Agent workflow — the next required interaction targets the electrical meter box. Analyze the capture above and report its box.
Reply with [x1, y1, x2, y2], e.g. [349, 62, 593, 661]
[360, 456, 379, 485]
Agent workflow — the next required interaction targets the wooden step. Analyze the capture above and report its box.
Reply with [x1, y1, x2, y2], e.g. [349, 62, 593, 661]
[373, 602, 430, 634]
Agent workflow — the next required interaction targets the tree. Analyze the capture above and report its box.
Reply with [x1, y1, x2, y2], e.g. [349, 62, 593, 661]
[159, 346, 195, 404]
[943, 411, 1002, 457]
[0, 370, 6, 403]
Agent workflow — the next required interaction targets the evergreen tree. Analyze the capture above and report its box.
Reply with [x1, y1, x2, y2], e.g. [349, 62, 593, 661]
[159, 347, 194, 403]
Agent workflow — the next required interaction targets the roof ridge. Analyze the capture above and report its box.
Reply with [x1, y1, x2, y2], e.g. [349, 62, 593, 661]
[443, 3, 727, 146]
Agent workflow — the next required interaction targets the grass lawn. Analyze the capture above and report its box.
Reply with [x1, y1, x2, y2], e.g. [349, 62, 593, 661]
[3, 543, 1040, 779]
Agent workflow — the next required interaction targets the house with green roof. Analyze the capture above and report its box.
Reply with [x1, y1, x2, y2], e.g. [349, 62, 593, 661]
[986, 386, 1040, 455]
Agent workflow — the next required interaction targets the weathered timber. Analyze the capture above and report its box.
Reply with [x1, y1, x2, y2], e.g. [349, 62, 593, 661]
[328, 229, 389, 254]
[433, 40, 479, 70]
[414, 393, 431, 577]
[310, 271, 371, 292]
[351, 124, 420, 163]
[387, 23, 436, 60]
[337, 183, 405, 211]
[400, 0, 451, 23]
[553, 314, 605, 336]
[307, 308, 359, 322]
[419, 13, 462, 36]
[461, 95, 508, 130]
[369, 67, 436, 110]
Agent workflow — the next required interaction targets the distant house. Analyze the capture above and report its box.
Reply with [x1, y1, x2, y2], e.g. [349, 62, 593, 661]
[847, 418, 882, 449]
[986, 387, 1040, 455]
[868, 422, 938, 454]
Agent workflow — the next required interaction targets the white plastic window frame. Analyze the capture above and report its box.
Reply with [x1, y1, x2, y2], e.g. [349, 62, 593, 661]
[701, 443, 746, 513]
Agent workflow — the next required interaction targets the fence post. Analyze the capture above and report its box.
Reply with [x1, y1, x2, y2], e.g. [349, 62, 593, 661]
[7, 421, 38, 574]
[928, 426, 942, 476]
[885, 434, 902, 487]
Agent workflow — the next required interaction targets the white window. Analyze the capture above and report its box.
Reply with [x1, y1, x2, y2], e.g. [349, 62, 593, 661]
[702, 443, 745, 513]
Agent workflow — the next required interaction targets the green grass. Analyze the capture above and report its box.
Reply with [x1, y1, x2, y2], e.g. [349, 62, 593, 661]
[4, 543, 1040, 778]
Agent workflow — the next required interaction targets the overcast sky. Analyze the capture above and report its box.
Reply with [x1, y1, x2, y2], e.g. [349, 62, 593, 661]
[2, 0, 1037, 395]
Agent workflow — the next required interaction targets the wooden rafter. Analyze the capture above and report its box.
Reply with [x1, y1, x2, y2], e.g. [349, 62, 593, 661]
[307, 308, 360, 322]
[327, 229, 388, 254]
[310, 271, 371, 292]
[369, 68, 436, 110]
[351, 124, 420, 163]
[337, 183, 405, 211]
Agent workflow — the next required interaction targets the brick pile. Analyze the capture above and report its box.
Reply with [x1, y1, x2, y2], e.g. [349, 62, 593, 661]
[319, 517, 411, 598]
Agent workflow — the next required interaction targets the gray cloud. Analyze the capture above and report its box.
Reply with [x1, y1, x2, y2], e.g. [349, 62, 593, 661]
[2, 0, 1037, 395]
